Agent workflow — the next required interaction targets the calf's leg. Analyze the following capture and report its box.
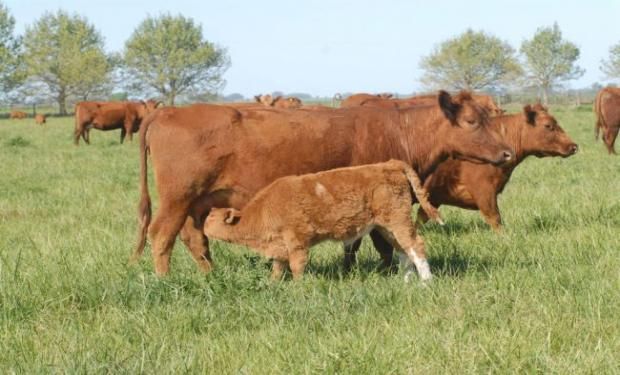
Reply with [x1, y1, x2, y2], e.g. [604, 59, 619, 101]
[343, 240, 361, 272]
[288, 248, 309, 280]
[378, 223, 431, 282]
[271, 260, 287, 280]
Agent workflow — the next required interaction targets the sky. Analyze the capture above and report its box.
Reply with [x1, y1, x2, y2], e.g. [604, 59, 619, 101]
[6, 0, 620, 97]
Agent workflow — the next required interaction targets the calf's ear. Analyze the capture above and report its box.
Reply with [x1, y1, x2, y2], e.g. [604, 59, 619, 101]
[523, 105, 537, 125]
[254, 95, 262, 103]
[224, 208, 242, 224]
[438, 90, 459, 124]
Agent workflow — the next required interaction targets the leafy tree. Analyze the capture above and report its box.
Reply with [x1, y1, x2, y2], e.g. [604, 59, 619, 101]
[520, 23, 584, 105]
[601, 42, 620, 80]
[419, 29, 521, 91]
[22, 11, 112, 114]
[0, 2, 24, 96]
[123, 14, 230, 105]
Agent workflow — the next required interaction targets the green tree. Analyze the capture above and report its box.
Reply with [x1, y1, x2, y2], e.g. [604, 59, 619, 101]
[601, 42, 620, 80]
[520, 23, 584, 105]
[22, 11, 112, 114]
[123, 14, 230, 105]
[419, 29, 521, 91]
[0, 2, 24, 95]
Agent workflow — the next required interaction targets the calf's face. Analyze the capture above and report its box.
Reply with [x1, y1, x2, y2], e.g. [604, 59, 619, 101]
[438, 91, 514, 166]
[204, 208, 242, 241]
[522, 104, 578, 157]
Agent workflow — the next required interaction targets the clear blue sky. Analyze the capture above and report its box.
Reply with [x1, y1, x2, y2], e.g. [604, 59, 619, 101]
[6, 0, 620, 96]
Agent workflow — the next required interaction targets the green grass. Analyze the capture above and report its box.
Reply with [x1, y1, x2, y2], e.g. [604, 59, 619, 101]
[0, 109, 619, 373]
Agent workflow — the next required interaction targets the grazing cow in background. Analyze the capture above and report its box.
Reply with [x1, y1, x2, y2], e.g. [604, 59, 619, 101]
[344, 92, 505, 116]
[339, 93, 393, 107]
[343, 104, 578, 270]
[132, 90, 514, 275]
[9, 110, 27, 119]
[204, 160, 442, 281]
[35, 114, 47, 125]
[254, 94, 303, 109]
[594, 87, 620, 154]
[74, 100, 161, 145]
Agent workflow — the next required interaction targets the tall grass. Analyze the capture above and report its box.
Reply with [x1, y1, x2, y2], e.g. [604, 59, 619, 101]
[0, 109, 618, 373]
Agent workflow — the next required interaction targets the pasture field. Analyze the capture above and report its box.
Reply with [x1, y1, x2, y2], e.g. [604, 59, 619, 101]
[1, 106, 619, 373]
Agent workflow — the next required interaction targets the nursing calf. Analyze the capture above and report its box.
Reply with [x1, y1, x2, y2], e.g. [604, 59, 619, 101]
[204, 160, 441, 281]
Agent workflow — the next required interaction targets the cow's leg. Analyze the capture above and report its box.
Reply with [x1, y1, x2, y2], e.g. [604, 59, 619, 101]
[148, 202, 189, 276]
[74, 126, 82, 145]
[288, 248, 309, 280]
[120, 128, 127, 144]
[343, 240, 361, 272]
[474, 193, 502, 231]
[271, 260, 287, 280]
[179, 216, 213, 273]
[83, 127, 91, 144]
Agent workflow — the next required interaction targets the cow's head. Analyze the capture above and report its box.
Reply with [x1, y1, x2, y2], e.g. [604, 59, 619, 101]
[475, 95, 505, 116]
[437, 90, 514, 166]
[255, 94, 275, 106]
[143, 99, 163, 113]
[204, 208, 242, 241]
[274, 96, 302, 109]
[519, 104, 578, 158]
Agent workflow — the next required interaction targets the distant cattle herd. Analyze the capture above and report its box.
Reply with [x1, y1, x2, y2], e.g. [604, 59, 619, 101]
[6, 88, 618, 281]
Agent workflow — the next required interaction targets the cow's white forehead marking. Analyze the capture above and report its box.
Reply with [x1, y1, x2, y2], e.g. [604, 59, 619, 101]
[315, 182, 327, 196]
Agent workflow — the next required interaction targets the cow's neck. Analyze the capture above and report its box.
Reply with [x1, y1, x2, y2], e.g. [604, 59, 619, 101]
[389, 109, 449, 179]
[494, 116, 528, 170]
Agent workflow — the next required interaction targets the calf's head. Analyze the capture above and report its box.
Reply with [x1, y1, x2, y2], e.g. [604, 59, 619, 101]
[437, 90, 514, 166]
[519, 104, 578, 157]
[204, 208, 242, 241]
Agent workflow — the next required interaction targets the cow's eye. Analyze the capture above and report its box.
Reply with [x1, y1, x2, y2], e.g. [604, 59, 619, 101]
[544, 123, 553, 131]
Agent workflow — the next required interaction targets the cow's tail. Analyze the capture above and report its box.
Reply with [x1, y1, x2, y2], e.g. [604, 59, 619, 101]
[131, 112, 155, 263]
[402, 163, 444, 225]
[594, 90, 605, 141]
[74, 104, 82, 145]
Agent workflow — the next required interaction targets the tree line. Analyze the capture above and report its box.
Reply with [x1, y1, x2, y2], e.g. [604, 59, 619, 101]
[0, 3, 229, 114]
[1, 2, 620, 114]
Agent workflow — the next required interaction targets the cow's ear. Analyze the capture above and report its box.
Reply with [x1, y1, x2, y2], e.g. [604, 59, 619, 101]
[224, 208, 241, 225]
[254, 95, 261, 103]
[523, 105, 536, 125]
[288, 97, 295, 102]
[156, 101, 164, 108]
[438, 90, 459, 124]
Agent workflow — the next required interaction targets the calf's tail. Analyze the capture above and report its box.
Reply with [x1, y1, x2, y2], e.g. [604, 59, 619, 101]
[402, 164, 444, 225]
[130, 112, 155, 263]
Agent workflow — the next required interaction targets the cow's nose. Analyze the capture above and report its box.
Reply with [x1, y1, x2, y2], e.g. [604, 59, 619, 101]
[569, 144, 579, 154]
[501, 150, 514, 162]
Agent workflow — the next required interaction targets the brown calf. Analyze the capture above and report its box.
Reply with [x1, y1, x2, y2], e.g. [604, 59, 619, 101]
[74, 100, 161, 145]
[594, 87, 620, 154]
[345, 104, 578, 270]
[35, 114, 47, 125]
[132, 90, 514, 276]
[9, 110, 27, 119]
[204, 160, 441, 281]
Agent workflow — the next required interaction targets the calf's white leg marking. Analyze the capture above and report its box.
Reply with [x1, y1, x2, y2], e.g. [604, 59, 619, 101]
[405, 248, 432, 282]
